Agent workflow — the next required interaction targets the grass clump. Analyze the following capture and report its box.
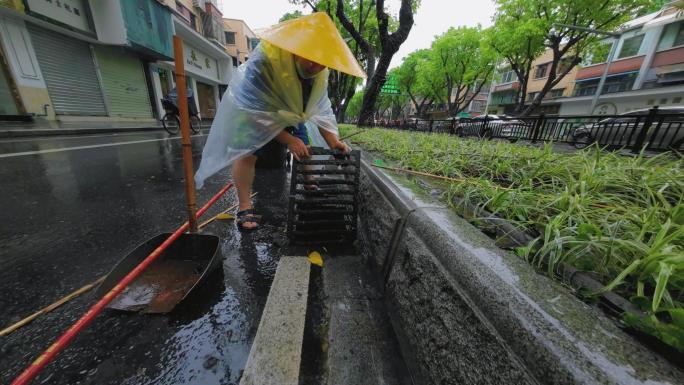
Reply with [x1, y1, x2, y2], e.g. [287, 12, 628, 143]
[340, 125, 684, 352]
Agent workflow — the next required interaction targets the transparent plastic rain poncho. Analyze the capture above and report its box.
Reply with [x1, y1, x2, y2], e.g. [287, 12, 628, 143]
[194, 42, 338, 188]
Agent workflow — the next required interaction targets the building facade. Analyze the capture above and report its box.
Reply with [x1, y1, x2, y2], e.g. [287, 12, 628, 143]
[0, 0, 233, 123]
[487, 3, 684, 116]
[223, 18, 258, 67]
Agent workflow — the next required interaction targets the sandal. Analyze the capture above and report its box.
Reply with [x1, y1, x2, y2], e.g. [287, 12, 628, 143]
[237, 209, 261, 231]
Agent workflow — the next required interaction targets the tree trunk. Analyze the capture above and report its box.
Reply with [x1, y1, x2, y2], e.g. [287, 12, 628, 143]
[337, 76, 357, 122]
[520, 44, 581, 116]
[358, 53, 389, 126]
[354, 0, 414, 126]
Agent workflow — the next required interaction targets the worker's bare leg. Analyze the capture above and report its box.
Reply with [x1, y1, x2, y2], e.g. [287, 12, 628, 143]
[232, 154, 258, 229]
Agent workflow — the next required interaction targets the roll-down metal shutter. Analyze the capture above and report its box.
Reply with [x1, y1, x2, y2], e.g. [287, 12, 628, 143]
[27, 24, 106, 116]
[94, 46, 152, 118]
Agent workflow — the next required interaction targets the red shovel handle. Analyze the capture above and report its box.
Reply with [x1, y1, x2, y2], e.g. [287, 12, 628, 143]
[11, 182, 233, 385]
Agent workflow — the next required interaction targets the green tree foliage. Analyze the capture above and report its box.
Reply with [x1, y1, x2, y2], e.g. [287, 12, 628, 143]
[394, 49, 433, 117]
[284, 0, 387, 122]
[335, 0, 418, 126]
[279, 10, 303, 22]
[486, 11, 545, 114]
[426, 26, 496, 116]
[345, 91, 364, 122]
[492, 0, 651, 116]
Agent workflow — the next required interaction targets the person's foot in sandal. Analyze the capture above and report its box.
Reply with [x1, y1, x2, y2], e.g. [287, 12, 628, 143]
[237, 208, 261, 230]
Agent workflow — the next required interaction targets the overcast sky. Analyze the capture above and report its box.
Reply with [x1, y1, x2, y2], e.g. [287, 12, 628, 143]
[220, 0, 497, 68]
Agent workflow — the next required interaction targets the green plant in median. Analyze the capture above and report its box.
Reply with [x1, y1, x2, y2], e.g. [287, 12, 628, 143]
[341, 125, 684, 351]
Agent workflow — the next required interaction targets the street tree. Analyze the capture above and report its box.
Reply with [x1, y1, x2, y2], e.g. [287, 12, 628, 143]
[335, 0, 418, 126]
[346, 91, 364, 122]
[394, 49, 434, 118]
[486, 13, 545, 114]
[377, 67, 409, 120]
[428, 26, 496, 117]
[279, 10, 304, 22]
[415, 55, 446, 116]
[285, 0, 383, 122]
[492, 0, 651, 116]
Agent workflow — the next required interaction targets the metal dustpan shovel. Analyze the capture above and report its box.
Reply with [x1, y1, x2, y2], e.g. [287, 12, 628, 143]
[95, 35, 220, 314]
[94, 233, 221, 313]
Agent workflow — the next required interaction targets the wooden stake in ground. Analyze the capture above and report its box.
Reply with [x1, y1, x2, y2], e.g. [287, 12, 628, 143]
[173, 35, 199, 233]
[0, 277, 105, 337]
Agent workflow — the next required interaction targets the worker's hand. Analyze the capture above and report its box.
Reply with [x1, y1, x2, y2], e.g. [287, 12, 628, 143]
[329, 139, 351, 155]
[287, 137, 311, 161]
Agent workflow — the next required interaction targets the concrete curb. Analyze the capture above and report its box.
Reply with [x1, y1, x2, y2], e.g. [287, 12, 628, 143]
[240, 256, 310, 385]
[357, 156, 683, 385]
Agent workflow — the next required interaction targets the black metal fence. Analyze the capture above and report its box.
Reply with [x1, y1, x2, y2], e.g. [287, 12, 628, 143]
[375, 107, 684, 153]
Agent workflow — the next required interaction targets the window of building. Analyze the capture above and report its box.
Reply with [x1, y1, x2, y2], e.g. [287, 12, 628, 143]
[556, 58, 574, 75]
[470, 100, 485, 112]
[190, 13, 197, 31]
[534, 63, 549, 79]
[657, 21, 684, 50]
[232, 56, 238, 67]
[602, 73, 637, 94]
[500, 70, 514, 83]
[618, 35, 644, 59]
[550, 88, 565, 98]
[225, 31, 236, 45]
[528, 91, 539, 100]
[647, 99, 655, 105]
[573, 80, 598, 97]
[659, 98, 668, 105]
[175, 1, 192, 22]
[675, 22, 684, 47]
[584, 42, 613, 65]
[673, 97, 682, 104]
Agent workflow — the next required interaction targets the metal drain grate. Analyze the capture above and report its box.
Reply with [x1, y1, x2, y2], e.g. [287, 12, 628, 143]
[287, 147, 361, 244]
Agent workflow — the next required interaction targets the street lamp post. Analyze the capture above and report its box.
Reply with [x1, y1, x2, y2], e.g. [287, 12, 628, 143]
[552, 24, 621, 114]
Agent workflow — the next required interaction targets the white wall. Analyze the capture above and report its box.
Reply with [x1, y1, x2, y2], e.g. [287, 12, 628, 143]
[0, 16, 45, 89]
[559, 85, 684, 115]
[88, 0, 126, 44]
[218, 59, 232, 84]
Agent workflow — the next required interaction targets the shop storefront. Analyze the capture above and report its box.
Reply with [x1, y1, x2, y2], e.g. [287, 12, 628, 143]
[94, 46, 153, 118]
[27, 23, 107, 116]
[152, 17, 232, 120]
[196, 81, 217, 118]
[182, 41, 220, 118]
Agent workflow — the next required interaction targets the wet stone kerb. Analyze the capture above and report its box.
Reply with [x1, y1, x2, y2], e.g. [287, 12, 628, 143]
[357, 158, 683, 385]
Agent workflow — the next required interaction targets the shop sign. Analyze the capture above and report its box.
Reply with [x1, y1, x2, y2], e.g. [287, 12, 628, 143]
[183, 42, 219, 81]
[25, 0, 93, 33]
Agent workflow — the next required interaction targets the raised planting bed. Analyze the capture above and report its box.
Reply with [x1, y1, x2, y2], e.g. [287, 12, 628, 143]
[340, 124, 684, 356]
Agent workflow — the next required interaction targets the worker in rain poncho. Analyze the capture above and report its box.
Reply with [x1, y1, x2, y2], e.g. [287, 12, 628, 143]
[194, 12, 366, 230]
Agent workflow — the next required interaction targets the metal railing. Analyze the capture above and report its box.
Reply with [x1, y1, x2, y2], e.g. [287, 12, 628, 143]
[373, 107, 684, 153]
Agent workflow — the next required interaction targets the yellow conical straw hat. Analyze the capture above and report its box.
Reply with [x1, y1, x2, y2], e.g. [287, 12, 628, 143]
[258, 12, 367, 78]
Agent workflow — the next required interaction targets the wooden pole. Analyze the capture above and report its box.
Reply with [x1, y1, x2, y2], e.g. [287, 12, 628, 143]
[173, 35, 199, 233]
[0, 277, 105, 337]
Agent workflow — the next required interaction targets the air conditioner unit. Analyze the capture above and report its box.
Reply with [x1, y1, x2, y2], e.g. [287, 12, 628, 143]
[193, 0, 206, 8]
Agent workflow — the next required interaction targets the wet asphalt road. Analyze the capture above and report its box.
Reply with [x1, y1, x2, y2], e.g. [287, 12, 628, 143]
[0, 130, 291, 384]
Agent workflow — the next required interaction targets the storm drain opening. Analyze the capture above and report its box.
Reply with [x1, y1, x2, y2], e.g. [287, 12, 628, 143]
[287, 147, 361, 244]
